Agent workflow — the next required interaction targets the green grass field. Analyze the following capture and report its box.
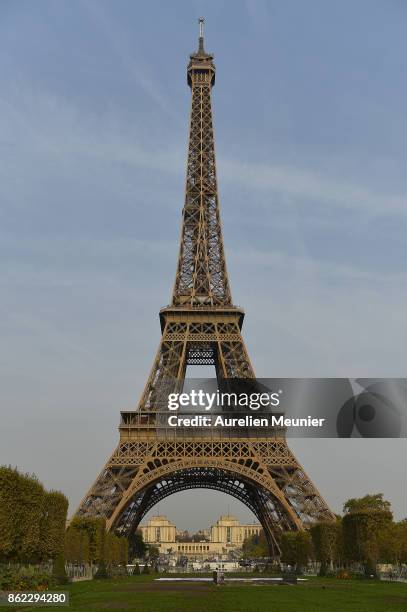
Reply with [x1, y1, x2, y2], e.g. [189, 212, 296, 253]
[14, 574, 407, 612]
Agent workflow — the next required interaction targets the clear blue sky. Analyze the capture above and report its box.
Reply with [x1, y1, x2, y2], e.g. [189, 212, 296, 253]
[1, 1, 406, 529]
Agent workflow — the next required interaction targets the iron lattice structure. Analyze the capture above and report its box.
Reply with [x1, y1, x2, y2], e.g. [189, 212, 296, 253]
[75, 22, 335, 556]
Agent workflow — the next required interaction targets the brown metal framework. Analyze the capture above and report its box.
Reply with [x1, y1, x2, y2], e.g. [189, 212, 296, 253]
[75, 21, 335, 556]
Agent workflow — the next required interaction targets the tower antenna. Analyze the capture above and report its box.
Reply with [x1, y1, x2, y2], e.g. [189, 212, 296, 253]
[198, 17, 205, 52]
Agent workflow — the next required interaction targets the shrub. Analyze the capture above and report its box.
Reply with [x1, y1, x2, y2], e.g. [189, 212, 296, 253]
[94, 561, 109, 579]
[336, 569, 351, 579]
[52, 553, 68, 585]
[0, 566, 56, 591]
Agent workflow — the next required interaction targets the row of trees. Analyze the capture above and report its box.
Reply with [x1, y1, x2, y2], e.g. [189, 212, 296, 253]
[243, 494, 407, 575]
[0, 466, 68, 564]
[0, 466, 130, 583]
[65, 517, 128, 566]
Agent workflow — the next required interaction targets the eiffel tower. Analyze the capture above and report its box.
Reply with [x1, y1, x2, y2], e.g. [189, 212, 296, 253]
[75, 19, 334, 555]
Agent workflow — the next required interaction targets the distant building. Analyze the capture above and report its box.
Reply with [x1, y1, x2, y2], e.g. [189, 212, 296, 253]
[210, 514, 262, 546]
[139, 513, 261, 559]
[139, 515, 176, 554]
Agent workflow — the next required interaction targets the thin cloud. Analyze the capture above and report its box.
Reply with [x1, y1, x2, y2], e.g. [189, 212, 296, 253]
[228, 245, 407, 285]
[219, 157, 407, 218]
[1, 85, 405, 221]
[82, 0, 175, 117]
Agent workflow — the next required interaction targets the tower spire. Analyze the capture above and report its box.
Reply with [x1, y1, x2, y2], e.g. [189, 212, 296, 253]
[198, 17, 205, 53]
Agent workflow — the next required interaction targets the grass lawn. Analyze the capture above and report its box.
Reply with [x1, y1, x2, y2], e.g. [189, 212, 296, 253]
[13, 574, 407, 612]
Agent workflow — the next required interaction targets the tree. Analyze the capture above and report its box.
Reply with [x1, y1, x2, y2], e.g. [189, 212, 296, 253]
[0, 467, 18, 560]
[130, 530, 147, 559]
[94, 561, 109, 579]
[342, 494, 393, 575]
[280, 532, 297, 566]
[105, 533, 120, 566]
[68, 517, 105, 563]
[242, 530, 268, 558]
[105, 533, 128, 567]
[310, 520, 341, 574]
[0, 466, 67, 565]
[343, 494, 391, 514]
[281, 531, 313, 572]
[294, 531, 313, 572]
[147, 545, 159, 566]
[119, 537, 129, 565]
[65, 518, 128, 573]
[52, 552, 68, 585]
[398, 520, 407, 564]
[40, 491, 68, 561]
[65, 527, 80, 563]
[65, 527, 90, 564]
[377, 519, 407, 565]
[15, 472, 44, 562]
